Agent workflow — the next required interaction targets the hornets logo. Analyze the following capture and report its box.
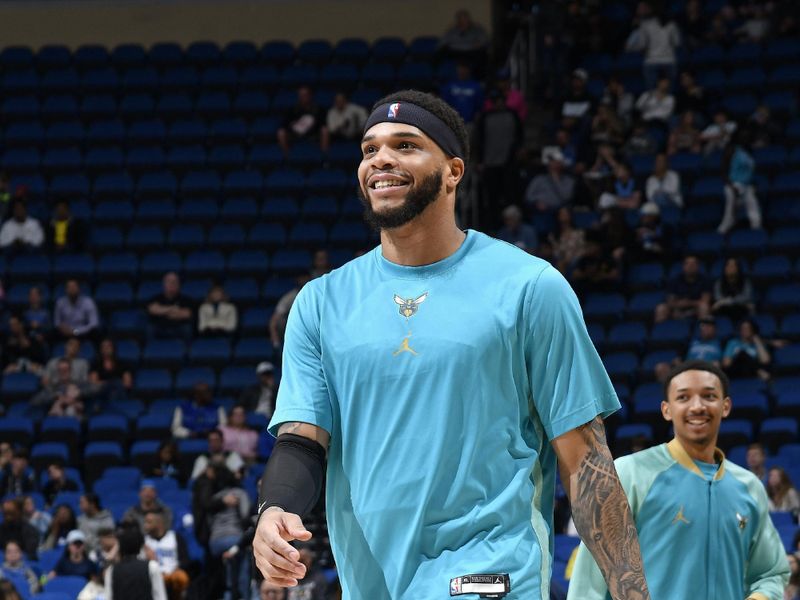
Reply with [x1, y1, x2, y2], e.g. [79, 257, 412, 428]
[393, 292, 428, 319]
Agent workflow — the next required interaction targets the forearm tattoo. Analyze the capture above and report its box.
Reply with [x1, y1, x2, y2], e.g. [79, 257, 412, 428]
[568, 418, 650, 600]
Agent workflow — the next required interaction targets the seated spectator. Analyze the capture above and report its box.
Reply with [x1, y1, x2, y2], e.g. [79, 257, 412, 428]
[622, 120, 659, 158]
[94, 527, 119, 570]
[220, 405, 258, 463]
[746, 442, 767, 484]
[496, 205, 538, 253]
[77, 493, 114, 553]
[594, 206, 634, 262]
[0, 172, 10, 220]
[171, 382, 226, 440]
[2, 314, 47, 375]
[590, 102, 624, 149]
[143, 510, 191, 600]
[309, 249, 331, 279]
[150, 440, 181, 483]
[674, 70, 707, 116]
[270, 274, 310, 350]
[598, 163, 641, 210]
[207, 471, 250, 600]
[524, 148, 575, 212]
[41, 337, 89, 389]
[122, 480, 173, 532]
[190, 430, 245, 481]
[0, 442, 11, 472]
[722, 319, 771, 380]
[23, 286, 50, 339]
[686, 316, 722, 364]
[42, 461, 80, 507]
[712, 258, 754, 322]
[41, 503, 76, 551]
[625, 3, 681, 89]
[766, 467, 800, 516]
[718, 133, 762, 234]
[238, 362, 276, 418]
[147, 272, 194, 340]
[635, 76, 675, 126]
[1, 540, 39, 595]
[787, 554, 800, 600]
[699, 110, 736, 156]
[276, 85, 329, 156]
[734, 4, 770, 42]
[437, 9, 489, 78]
[33, 358, 85, 418]
[706, 12, 734, 47]
[552, 129, 578, 170]
[656, 255, 711, 320]
[570, 233, 623, 294]
[105, 525, 167, 600]
[325, 91, 368, 141]
[47, 200, 86, 254]
[287, 543, 328, 600]
[89, 338, 132, 404]
[258, 580, 287, 600]
[558, 69, 594, 127]
[198, 284, 238, 337]
[0, 448, 36, 498]
[0, 499, 38, 559]
[667, 110, 701, 155]
[645, 153, 683, 208]
[54, 279, 100, 343]
[488, 67, 527, 123]
[441, 63, 484, 124]
[21, 495, 51, 541]
[0, 200, 44, 252]
[747, 105, 781, 149]
[601, 76, 634, 127]
[548, 207, 586, 275]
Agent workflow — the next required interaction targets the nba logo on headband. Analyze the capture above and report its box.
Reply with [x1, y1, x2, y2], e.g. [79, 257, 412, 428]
[387, 102, 400, 118]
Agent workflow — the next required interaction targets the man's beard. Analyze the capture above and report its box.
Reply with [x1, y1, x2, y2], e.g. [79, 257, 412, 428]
[358, 170, 443, 230]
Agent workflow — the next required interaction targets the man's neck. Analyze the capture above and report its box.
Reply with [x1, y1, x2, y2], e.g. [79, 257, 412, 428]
[379, 213, 465, 267]
[678, 437, 717, 464]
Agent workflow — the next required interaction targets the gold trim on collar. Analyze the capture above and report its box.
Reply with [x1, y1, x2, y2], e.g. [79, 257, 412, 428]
[666, 438, 726, 480]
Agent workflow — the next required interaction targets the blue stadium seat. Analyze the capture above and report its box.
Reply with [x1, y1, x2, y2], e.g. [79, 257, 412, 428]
[84, 146, 124, 173]
[759, 418, 798, 452]
[250, 116, 281, 141]
[80, 93, 117, 119]
[53, 254, 94, 281]
[136, 199, 177, 223]
[9, 254, 50, 281]
[143, 340, 186, 366]
[109, 309, 146, 338]
[189, 339, 231, 366]
[333, 38, 370, 64]
[186, 40, 220, 66]
[261, 41, 295, 66]
[602, 352, 639, 383]
[166, 224, 205, 251]
[40, 416, 82, 446]
[234, 337, 273, 364]
[134, 413, 173, 442]
[195, 91, 231, 118]
[4, 122, 44, 146]
[606, 322, 647, 351]
[41, 148, 82, 173]
[168, 119, 208, 144]
[0, 417, 35, 447]
[30, 442, 70, 472]
[134, 369, 173, 398]
[175, 367, 216, 393]
[223, 170, 263, 196]
[583, 293, 626, 323]
[765, 284, 800, 312]
[219, 366, 259, 394]
[774, 344, 800, 374]
[372, 37, 407, 63]
[240, 307, 272, 336]
[360, 63, 396, 87]
[37, 44, 72, 69]
[240, 65, 280, 90]
[224, 278, 260, 304]
[718, 420, 753, 448]
[86, 119, 125, 145]
[180, 171, 222, 197]
[751, 255, 791, 284]
[297, 39, 333, 64]
[329, 222, 370, 247]
[94, 171, 134, 200]
[223, 41, 258, 65]
[184, 250, 225, 276]
[139, 250, 182, 277]
[83, 442, 124, 482]
[648, 319, 690, 350]
[769, 227, 800, 255]
[43, 576, 87, 599]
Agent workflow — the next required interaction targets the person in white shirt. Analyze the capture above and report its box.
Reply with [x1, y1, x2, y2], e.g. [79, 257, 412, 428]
[646, 153, 683, 208]
[635, 77, 675, 125]
[625, 4, 681, 90]
[326, 92, 368, 141]
[0, 200, 44, 250]
[700, 110, 737, 156]
[198, 284, 238, 336]
[143, 511, 190, 600]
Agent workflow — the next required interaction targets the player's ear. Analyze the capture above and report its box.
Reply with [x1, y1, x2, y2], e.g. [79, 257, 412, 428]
[661, 400, 672, 422]
[721, 396, 732, 418]
[445, 157, 465, 189]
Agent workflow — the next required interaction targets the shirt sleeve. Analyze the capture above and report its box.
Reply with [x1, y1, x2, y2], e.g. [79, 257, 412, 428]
[268, 282, 333, 437]
[744, 478, 791, 600]
[525, 266, 619, 440]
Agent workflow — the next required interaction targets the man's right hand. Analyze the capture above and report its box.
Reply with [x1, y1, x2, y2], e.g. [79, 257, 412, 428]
[253, 507, 312, 587]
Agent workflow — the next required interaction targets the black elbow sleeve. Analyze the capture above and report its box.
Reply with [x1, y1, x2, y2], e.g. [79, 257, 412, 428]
[258, 433, 326, 518]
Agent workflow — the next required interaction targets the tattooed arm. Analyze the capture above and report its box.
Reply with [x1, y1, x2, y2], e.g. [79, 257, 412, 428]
[551, 416, 650, 600]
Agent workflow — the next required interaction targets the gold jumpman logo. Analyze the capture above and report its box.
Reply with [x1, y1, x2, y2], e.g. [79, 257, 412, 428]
[672, 505, 691, 525]
[393, 334, 418, 356]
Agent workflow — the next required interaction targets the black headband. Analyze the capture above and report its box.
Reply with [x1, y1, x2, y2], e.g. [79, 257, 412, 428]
[364, 102, 464, 159]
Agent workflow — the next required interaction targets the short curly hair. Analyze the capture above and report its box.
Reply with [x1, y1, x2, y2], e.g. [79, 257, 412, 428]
[372, 89, 470, 163]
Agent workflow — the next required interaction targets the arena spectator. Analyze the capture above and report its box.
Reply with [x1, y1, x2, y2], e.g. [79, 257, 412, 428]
[47, 199, 86, 254]
[309, 249, 331, 279]
[94, 527, 119, 570]
[548, 207, 586, 274]
[601, 76, 634, 128]
[594, 206, 634, 262]
[552, 129, 578, 170]
[722, 318, 771, 380]
[34, 358, 85, 418]
[41, 504, 77, 551]
[622, 120, 659, 158]
[674, 71, 708, 118]
[325, 91, 367, 141]
[685, 316, 722, 364]
[276, 86, 329, 156]
[219, 405, 258, 463]
[634, 76, 675, 126]
[41, 337, 89, 388]
[746, 105, 781, 150]
[437, 9, 489, 78]
[570, 233, 623, 294]
[441, 63, 484, 125]
[54, 280, 100, 342]
[122, 480, 173, 532]
[88, 338, 133, 404]
[147, 272, 194, 341]
[488, 67, 527, 122]
[258, 580, 287, 600]
[0, 443, 10, 472]
[143, 510, 191, 600]
[558, 69, 594, 126]
[656, 255, 711, 320]
[766, 467, 800, 516]
[171, 382, 226, 440]
[699, 110, 736, 155]
[712, 258, 754, 322]
[0, 448, 36, 498]
[718, 133, 762, 234]
[198, 284, 238, 336]
[0, 499, 38, 559]
[149, 440, 181, 483]
[645, 153, 683, 208]
[524, 148, 575, 212]
[77, 493, 114, 553]
[105, 525, 167, 600]
[0, 540, 39, 595]
[21, 495, 51, 541]
[734, 4, 770, 41]
[667, 110, 701, 155]
[787, 554, 800, 600]
[42, 461, 80, 507]
[286, 543, 328, 600]
[190, 430, 245, 481]
[269, 274, 310, 350]
[598, 163, 641, 210]
[238, 361, 276, 418]
[0, 200, 44, 252]
[496, 205, 538, 252]
[625, 1, 682, 89]
[746, 442, 767, 485]
[2, 314, 47, 375]
[590, 102, 625, 149]
[23, 286, 50, 338]
[678, 0, 706, 47]
[207, 470, 250, 600]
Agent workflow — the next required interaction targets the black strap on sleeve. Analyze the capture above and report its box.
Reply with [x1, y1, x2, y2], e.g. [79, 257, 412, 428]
[258, 433, 326, 518]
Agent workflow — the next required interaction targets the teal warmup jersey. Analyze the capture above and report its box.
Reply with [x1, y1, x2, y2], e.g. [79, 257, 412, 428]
[269, 231, 619, 600]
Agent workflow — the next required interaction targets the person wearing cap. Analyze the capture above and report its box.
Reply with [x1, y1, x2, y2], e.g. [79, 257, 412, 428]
[49, 529, 99, 581]
[238, 361, 277, 418]
[524, 147, 576, 212]
[686, 317, 723, 365]
[122, 480, 173, 533]
[254, 90, 649, 599]
[633, 202, 670, 263]
[558, 69, 594, 125]
[568, 361, 789, 599]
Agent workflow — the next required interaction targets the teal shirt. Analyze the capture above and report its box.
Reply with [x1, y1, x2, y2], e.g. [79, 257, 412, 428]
[270, 230, 619, 600]
[567, 439, 790, 600]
